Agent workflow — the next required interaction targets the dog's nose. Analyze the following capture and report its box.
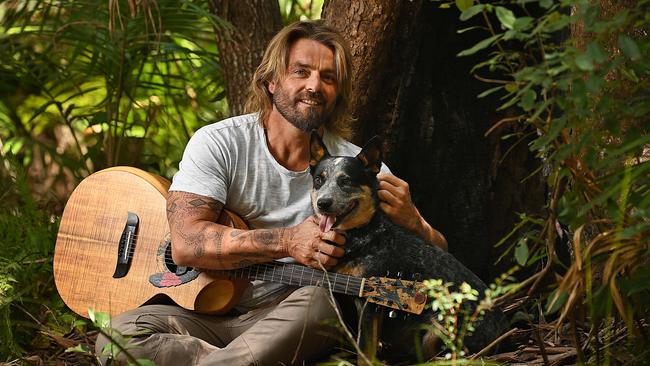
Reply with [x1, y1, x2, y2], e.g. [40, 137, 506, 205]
[317, 198, 333, 210]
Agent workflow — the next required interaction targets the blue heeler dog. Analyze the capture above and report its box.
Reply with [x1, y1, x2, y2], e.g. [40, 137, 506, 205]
[309, 131, 506, 359]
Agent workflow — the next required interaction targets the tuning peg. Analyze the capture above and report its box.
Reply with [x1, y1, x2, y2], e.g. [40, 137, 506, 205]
[388, 310, 397, 318]
[397, 272, 402, 278]
[385, 271, 390, 277]
[412, 273, 422, 281]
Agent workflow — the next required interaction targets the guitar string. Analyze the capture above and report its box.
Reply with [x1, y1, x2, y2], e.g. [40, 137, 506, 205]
[196, 262, 364, 294]
[110, 236, 396, 295]
[113, 242, 418, 307]
[138, 253, 365, 294]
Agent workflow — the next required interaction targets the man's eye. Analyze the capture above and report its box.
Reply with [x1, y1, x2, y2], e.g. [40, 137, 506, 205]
[294, 68, 307, 76]
[322, 75, 336, 84]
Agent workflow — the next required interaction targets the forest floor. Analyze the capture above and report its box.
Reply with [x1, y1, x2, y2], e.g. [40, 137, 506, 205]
[4, 300, 647, 365]
[6, 323, 650, 366]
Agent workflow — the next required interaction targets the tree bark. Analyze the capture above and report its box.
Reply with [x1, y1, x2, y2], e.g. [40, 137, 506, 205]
[322, 0, 545, 280]
[208, 0, 283, 116]
[321, 0, 406, 146]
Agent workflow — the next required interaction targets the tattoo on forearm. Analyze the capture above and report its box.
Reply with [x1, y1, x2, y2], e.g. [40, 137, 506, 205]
[254, 230, 276, 245]
[207, 229, 224, 265]
[167, 199, 179, 214]
[167, 192, 224, 219]
[188, 198, 223, 212]
[278, 228, 293, 247]
[230, 230, 247, 238]
[181, 230, 206, 258]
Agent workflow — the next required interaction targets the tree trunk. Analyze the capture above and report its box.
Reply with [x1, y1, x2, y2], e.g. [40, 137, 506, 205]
[322, 0, 545, 280]
[208, 0, 283, 116]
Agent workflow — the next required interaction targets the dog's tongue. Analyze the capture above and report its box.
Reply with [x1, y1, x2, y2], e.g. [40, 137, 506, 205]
[319, 215, 336, 232]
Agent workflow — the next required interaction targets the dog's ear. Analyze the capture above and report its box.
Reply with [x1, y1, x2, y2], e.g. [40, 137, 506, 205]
[309, 130, 330, 171]
[356, 136, 382, 176]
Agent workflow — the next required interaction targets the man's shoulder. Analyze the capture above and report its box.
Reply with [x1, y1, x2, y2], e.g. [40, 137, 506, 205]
[323, 129, 361, 156]
[195, 113, 260, 138]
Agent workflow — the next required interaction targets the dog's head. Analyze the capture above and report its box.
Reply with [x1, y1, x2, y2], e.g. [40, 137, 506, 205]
[309, 131, 382, 232]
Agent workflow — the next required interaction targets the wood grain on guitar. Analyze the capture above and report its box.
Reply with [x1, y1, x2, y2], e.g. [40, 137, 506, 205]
[53, 167, 427, 318]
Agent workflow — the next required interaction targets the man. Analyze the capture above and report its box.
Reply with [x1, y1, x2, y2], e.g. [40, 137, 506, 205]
[95, 20, 447, 365]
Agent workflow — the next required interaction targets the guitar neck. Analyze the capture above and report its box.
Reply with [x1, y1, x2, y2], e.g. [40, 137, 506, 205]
[215, 262, 364, 297]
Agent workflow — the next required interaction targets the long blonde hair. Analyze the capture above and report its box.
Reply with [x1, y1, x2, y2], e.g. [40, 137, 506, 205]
[244, 20, 354, 139]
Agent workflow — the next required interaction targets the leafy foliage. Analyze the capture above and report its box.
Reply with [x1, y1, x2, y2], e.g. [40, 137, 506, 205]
[84, 309, 155, 366]
[0, 0, 229, 191]
[279, 0, 324, 24]
[0, 157, 76, 361]
[0, 0, 231, 361]
[423, 270, 517, 362]
[443, 0, 649, 360]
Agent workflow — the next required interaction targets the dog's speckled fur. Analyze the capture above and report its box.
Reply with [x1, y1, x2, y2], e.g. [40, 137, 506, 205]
[309, 132, 506, 359]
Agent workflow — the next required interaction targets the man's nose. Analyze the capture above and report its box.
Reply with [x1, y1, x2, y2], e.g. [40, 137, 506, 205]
[305, 73, 322, 92]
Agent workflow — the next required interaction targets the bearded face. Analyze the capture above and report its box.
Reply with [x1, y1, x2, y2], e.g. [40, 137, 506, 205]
[268, 38, 339, 132]
[272, 84, 334, 132]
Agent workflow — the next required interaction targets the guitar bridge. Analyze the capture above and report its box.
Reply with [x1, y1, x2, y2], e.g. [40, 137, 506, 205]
[113, 211, 139, 278]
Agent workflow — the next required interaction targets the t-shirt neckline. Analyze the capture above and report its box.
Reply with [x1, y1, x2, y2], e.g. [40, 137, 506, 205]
[256, 121, 311, 177]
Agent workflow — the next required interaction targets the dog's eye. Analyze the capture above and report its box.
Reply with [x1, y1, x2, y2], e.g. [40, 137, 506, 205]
[338, 177, 351, 187]
[313, 176, 323, 188]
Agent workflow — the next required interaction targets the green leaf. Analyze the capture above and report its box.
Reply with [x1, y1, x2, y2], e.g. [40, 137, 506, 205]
[459, 4, 485, 21]
[457, 25, 484, 34]
[455, 0, 474, 13]
[513, 16, 534, 31]
[575, 53, 594, 71]
[618, 34, 641, 61]
[585, 75, 603, 94]
[66, 344, 91, 353]
[545, 289, 568, 314]
[457, 34, 499, 57]
[520, 89, 537, 111]
[540, 0, 553, 9]
[586, 41, 606, 63]
[88, 308, 111, 329]
[477, 85, 504, 98]
[505, 83, 519, 93]
[514, 239, 529, 266]
[495, 6, 516, 30]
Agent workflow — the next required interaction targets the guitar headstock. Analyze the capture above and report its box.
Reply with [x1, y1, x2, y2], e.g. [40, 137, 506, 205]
[361, 277, 428, 315]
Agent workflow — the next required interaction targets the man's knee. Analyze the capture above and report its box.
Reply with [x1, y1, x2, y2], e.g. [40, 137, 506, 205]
[94, 305, 175, 364]
[288, 286, 338, 322]
[94, 312, 142, 364]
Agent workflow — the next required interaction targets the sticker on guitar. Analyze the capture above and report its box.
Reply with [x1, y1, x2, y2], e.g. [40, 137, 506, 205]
[149, 235, 201, 288]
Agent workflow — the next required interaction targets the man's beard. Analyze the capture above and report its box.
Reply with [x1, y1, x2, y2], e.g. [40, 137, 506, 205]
[272, 86, 332, 132]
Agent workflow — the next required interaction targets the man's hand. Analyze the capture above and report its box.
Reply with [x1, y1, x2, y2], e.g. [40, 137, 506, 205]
[285, 216, 346, 269]
[377, 172, 448, 251]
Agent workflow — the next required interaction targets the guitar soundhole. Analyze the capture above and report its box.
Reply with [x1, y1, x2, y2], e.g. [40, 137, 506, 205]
[163, 241, 191, 275]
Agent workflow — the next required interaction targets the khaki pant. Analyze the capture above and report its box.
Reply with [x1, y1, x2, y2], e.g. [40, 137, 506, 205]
[95, 286, 339, 366]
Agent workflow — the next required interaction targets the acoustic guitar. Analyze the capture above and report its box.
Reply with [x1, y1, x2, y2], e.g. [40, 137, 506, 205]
[53, 167, 427, 318]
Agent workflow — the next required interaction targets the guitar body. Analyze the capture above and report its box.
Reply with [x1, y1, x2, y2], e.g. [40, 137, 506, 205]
[53, 167, 248, 318]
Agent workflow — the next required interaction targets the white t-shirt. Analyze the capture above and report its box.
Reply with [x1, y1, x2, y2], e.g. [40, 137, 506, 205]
[170, 113, 387, 309]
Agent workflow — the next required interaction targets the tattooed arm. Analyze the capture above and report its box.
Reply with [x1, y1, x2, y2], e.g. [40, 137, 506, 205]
[166, 191, 346, 270]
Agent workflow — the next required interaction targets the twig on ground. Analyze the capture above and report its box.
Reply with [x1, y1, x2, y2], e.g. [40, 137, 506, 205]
[318, 262, 374, 366]
[470, 327, 519, 360]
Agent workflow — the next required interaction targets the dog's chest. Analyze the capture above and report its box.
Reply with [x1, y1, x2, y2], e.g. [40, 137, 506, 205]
[334, 214, 426, 278]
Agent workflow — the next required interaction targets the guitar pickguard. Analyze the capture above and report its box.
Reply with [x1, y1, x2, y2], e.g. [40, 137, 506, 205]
[148, 234, 201, 288]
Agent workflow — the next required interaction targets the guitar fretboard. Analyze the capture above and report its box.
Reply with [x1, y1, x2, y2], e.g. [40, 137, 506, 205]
[214, 262, 364, 297]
